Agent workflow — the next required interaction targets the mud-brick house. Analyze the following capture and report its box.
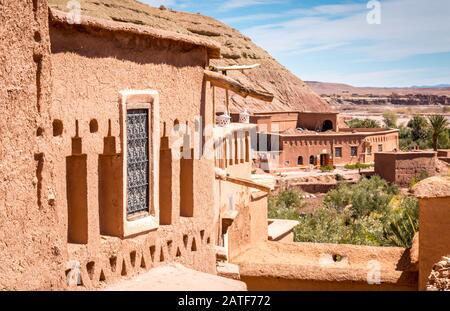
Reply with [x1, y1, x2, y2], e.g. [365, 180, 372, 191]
[1, 0, 279, 290]
[48, 7, 224, 287]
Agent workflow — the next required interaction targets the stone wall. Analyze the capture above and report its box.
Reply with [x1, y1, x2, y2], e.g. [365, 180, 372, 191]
[427, 256, 450, 291]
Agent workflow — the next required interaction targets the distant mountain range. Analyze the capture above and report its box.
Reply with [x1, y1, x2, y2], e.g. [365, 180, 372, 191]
[412, 84, 450, 89]
[305, 81, 450, 96]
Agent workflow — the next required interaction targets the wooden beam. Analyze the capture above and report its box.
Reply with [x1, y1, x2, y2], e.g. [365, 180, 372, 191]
[204, 70, 274, 102]
[216, 174, 272, 193]
[210, 64, 261, 72]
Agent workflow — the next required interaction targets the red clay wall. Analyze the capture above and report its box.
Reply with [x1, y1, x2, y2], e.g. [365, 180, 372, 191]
[48, 22, 218, 289]
[276, 130, 399, 169]
[0, 0, 66, 290]
[278, 135, 364, 168]
[375, 152, 437, 187]
[298, 112, 338, 131]
[418, 197, 450, 290]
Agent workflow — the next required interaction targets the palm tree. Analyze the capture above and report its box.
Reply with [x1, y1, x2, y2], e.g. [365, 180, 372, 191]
[428, 115, 449, 151]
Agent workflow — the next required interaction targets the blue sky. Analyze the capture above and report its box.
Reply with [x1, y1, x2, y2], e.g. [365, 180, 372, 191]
[142, 0, 450, 87]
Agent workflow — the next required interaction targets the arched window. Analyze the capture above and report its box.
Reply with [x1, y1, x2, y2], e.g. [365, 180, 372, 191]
[297, 156, 303, 165]
[322, 120, 333, 132]
[309, 155, 315, 165]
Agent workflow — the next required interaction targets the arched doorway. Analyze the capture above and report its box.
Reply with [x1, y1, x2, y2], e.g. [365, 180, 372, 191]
[298, 156, 303, 165]
[309, 155, 316, 165]
[322, 120, 333, 132]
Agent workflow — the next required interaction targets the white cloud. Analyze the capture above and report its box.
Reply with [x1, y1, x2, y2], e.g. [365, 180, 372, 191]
[222, 13, 283, 24]
[243, 0, 450, 61]
[220, 0, 284, 11]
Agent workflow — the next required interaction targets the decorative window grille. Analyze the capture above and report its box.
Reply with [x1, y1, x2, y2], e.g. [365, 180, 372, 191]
[126, 109, 150, 215]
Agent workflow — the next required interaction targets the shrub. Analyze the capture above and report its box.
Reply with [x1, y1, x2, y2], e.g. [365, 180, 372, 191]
[344, 163, 373, 170]
[384, 196, 419, 248]
[269, 177, 418, 247]
[320, 165, 334, 172]
[324, 176, 398, 217]
[347, 118, 381, 129]
[268, 189, 305, 219]
[409, 170, 430, 189]
[383, 111, 398, 128]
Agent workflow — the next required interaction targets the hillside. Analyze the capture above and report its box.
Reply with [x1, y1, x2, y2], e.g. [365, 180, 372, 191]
[47, 0, 330, 113]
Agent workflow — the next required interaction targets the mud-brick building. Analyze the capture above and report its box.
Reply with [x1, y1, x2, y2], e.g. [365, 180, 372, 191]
[375, 151, 438, 187]
[247, 111, 399, 172]
[0, 1, 275, 290]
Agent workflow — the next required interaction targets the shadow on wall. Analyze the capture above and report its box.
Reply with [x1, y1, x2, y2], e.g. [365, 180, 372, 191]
[98, 120, 123, 237]
[50, 24, 207, 69]
[66, 120, 88, 244]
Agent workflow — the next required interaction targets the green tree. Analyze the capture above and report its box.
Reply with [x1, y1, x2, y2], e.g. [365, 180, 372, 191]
[407, 115, 429, 142]
[383, 111, 398, 128]
[347, 118, 381, 129]
[428, 115, 449, 151]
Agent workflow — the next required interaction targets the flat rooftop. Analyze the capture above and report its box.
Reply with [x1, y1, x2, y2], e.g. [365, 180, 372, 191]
[104, 264, 247, 291]
[232, 241, 417, 290]
[278, 128, 398, 138]
[376, 150, 437, 155]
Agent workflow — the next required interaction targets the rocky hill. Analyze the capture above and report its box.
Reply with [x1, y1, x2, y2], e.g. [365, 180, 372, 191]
[48, 0, 330, 113]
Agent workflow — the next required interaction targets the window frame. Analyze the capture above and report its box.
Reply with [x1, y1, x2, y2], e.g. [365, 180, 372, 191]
[350, 146, 358, 157]
[335, 147, 343, 158]
[120, 90, 160, 237]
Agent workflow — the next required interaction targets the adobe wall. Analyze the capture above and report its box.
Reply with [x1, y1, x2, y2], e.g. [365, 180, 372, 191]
[298, 112, 338, 131]
[418, 197, 450, 290]
[0, 0, 65, 289]
[413, 176, 450, 290]
[277, 131, 399, 170]
[233, 242, 418, 291]
[363, 131, 399, 163]
[48, 23, 217, 289]
[278, 135, 364, 168]
[375, 152, 437, 187]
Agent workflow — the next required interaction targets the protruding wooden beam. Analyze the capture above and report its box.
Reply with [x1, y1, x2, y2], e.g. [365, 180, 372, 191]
[216, 174, 272, 193]
[204, 70, 274, 102]
[210, 64, 261, 72]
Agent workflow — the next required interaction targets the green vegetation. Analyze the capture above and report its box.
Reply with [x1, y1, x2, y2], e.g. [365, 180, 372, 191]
[397, 114, 450, 151]
[347, 118, 381, 129]
[408, 170, 430, 189]
[344, 163, 373, 170]
[268, 177, 419, 248]
[268, 189, 305, 219]
[319, 165, 334, 172]
[429, 115, 450, 151]
[383, 111, 398, 128]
